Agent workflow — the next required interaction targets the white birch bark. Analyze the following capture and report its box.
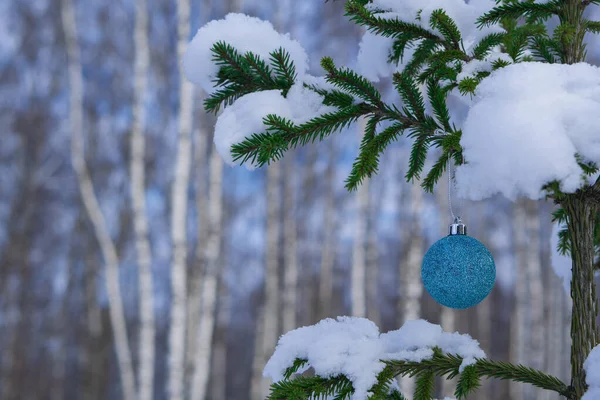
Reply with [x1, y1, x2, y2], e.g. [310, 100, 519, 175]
[400, 180, 424, 396]
[61, 1, 136, 399]
[525, 200, 544, 400]
[130, 0, 155, 398]
[185, 125, 208, 389]
[352, 119, 369, 318]
[168, 0, 194, 396]
[401, 181, 424, 322]
[319, 141, 336, 319]
[366, 190, 380, 325]
[250, 163, 282, 400]
[190, 149, 224, 400]
[510, 199, 528, 400]
[282, 155, 298, 333]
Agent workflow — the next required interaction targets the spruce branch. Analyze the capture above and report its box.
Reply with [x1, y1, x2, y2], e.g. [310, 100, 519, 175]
[204, 42, 295, 112]
[346, 122, 409, 191]
[386, 352, 572, 399]
[430, 9, 463, 50]
[454, 365, 481, 399]
[345, 1, 449, 47]
[321, 57, 383, 106]
[267, 375, 354, 400]
[477, 1, 561, 27]
[231, 104, 375, 167]
[471, 32, 506, 59]
[413, 369, 435, 400]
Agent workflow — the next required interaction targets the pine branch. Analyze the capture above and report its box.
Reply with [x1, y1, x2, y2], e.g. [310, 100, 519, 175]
[345, 1, 448, 47]
[413, 369, 435, 400]
[475, 359, 572, 398]
[385, 351, 571, 399]
[321, 57, 383, 106]
[429, 9, 462, 50]
[284, 359, 309, 379]
[477, 1, 561, 28]
[346, 122, 409, 191]
[403, 39, 442, 77]
[231, 104, 375, 167]
[204, 42, 296, 112]
[267, 375, 354, 400]
[471, 32, 506, 60]
[454, 365, 481, 400]
[393, 72, 426, 120]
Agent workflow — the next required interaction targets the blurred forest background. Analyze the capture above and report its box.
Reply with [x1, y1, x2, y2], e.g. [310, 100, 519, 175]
[0, 0, 595, 399]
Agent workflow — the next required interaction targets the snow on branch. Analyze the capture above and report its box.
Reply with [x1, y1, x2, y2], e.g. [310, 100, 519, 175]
[183, 13, 308, 95]
[456, 62, 600, 200]
[263, 317, 485, 399]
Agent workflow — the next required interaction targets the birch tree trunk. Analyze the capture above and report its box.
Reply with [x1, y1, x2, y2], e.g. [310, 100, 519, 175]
[185, 0, 211, 388]
[510, 199, 528, 400]
[61, 2, 136, 399]
[185, 125, 208, 389]
[251, 163, 282, 400]
[168, 0, 194, 396]
[400, 181, 424, 323]
[352, 119, 369, 318]
[319, 141, 336, 320]
[130, 0, 155, 397]
[190, 149, 224, 400]
[525, 200, 544, 400]
[400, 180, 424, 397]
[283, 154, 299, 333]
[366, 187, 380, 325]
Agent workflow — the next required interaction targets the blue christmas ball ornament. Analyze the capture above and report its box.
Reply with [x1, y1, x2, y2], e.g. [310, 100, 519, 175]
[421, 219, 496, 309]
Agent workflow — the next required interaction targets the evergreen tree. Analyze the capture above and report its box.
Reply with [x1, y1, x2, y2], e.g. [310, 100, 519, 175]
[191, 0, 600, 399]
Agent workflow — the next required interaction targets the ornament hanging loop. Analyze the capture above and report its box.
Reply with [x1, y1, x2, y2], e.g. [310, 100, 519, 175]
[449, 216, 467, 236]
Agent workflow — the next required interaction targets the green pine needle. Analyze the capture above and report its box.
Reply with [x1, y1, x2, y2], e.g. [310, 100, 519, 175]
[477, 1, 561, 28]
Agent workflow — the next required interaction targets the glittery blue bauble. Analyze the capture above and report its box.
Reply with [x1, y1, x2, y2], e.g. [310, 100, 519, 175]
[421, 235, 496, 309]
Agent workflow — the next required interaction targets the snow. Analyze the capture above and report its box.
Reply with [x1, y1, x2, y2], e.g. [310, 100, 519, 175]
[550, 223, 572, 294]
[264, 317, 485, 400]
[456, 62, 600, 200]
[182, 13, 308, 94]
[357, 33, 400, 82]
[213, 84, 335, 169]
[356, 0, 504, 81]
[583, 345, 600, 400]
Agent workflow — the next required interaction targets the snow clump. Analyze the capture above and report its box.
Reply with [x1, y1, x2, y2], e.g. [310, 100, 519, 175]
[213, 84, 335, 169]
[264, 317, 485, 400]
[357, 0, 504, 81]
[583, 345, 600, 400]
[183, 13, 308, 94]
[456, 62, 600, 200]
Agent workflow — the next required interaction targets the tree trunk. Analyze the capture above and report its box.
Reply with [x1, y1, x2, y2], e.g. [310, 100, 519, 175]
[562, 194, 600, 399]
[282, 154, 299, 333]
[352, 119, 369, 318]
[190, 149, 224, 400]
[131, 0, 155, 397]
[185, 125, 208, 388]
[525, 200, 544, 400]
[319, 141, 336, 319]
[511, 199, 528, 400]
[400, 181, 424, 396]
[251, 163, 282, 400]
[61, 1, 136, 399]
[168, 0, 194, 397]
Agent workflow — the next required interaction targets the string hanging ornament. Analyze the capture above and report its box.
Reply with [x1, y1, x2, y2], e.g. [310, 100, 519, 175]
[421, 157, 496, 309]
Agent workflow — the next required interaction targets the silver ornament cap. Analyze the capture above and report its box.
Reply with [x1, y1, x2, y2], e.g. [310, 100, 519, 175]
[449, 217, 467, 236]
